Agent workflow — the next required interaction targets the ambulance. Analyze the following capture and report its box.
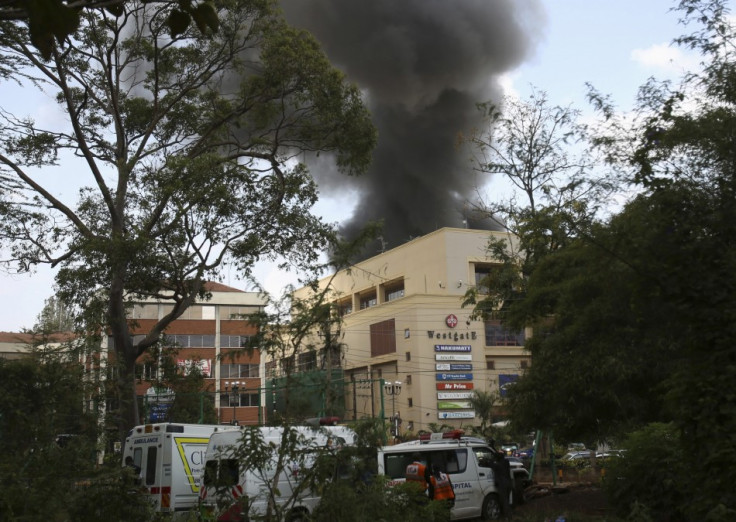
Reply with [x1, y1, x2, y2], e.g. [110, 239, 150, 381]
[199, 425, 356, 521]
[377, 431, 530, 520]
[123, 423, 239, 513]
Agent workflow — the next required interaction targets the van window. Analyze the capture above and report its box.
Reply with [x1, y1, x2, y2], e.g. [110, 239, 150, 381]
[383, 449, 468, 479]
[204, 459, 239, 487]
[133, 447, 142, 469]
[145, 447, 157, 486]
[472, 447, 496, 468]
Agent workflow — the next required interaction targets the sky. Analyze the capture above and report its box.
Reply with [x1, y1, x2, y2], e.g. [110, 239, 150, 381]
[0, 0, 717, 332]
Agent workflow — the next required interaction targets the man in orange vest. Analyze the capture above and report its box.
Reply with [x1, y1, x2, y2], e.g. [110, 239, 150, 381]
[429, 464, 455, 507]
[405, 454, 430, 494]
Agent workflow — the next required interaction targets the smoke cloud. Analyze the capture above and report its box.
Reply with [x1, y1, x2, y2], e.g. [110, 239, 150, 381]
[279, 0, 545, 256]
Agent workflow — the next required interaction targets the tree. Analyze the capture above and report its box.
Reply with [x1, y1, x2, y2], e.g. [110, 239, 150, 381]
[0, 0, 376, 436]
[467, 389, 498, 439]
[0, 346, 153, 520]
[0, 0, 219, 60]
[462, 90, 615, 322]
[500, 1, 736, 517]
[33, 294, 77, 332]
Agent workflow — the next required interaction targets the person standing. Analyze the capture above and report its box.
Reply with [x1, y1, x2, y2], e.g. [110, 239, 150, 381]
[429, 464, 455, 513]
[405, 454, 430, 493]
[491, 450, 512, 518]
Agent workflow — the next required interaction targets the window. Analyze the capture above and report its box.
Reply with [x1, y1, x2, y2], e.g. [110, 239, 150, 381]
[220, 393, 259, 408]
[137, 363, 157, 381]
[221, 364, 259, 378]
[484, 320, 525, 346]
[474, 263, 502, 294]
[359, 290, 377, 310]
[204, 459, 239, 488]
[408, 398, 413, 407]
[163, 334, 218, 348]
[406, 375, 412, 385]
[384, 279, 405, 302]
[265, 360, 277, 377]
[221, 335, 252, 348]
[370, 319, 396, 357]
[145, 447, 157, 486]
[383, 449, 468, 479]
[298, 351, 317, 372]
[337, 298, 353, 316]
[486, 357, 495, 370]
[405, 351, 411, 361]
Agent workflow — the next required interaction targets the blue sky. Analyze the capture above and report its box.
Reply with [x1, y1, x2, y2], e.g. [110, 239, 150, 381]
[0, 1, 721, 331]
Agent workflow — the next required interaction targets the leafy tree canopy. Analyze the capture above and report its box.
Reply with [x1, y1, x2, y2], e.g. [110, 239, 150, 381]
[0, 0, 376, 434]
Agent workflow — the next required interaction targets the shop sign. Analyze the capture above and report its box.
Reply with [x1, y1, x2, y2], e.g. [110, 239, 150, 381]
[434, 345, 471, 352]
[438, 411, 476, 419]
[438, 400, 472, 410]
[436, 363, 473, 371]
[437, 392, 474, 400]
[435, 353, 472, 361]
[436, 382, 474, 390]
[436, 373, 473, 381]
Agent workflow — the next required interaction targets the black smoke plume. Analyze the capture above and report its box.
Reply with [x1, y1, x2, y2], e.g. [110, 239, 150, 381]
[279, 0, 545, 257]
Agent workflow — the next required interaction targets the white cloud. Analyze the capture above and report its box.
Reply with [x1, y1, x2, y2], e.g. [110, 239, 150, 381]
[631, 43, 700, 75]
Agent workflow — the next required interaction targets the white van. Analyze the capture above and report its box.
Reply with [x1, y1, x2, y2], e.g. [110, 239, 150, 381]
[377, 431, 529, 520]
[122, 423, 240, 513]
[199, 425, 356, 521]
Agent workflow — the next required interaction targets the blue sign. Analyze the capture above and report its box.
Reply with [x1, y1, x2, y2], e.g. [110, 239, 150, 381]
[436, 373, 473, 381]
[435, 345, 472, 352]
[149, 403, 172, 422]
[499, 374, 519, 397]
[450, 364, 473, 371]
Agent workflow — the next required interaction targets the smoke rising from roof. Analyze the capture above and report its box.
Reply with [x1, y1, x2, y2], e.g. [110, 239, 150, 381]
[279, 0, 545, 256]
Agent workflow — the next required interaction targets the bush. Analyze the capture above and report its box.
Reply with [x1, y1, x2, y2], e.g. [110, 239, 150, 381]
[602, 423, 685, 521]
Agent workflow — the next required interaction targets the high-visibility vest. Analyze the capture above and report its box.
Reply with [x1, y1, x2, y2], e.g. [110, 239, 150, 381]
[405, 462, 428, 490]
[430, 472, 455, 501]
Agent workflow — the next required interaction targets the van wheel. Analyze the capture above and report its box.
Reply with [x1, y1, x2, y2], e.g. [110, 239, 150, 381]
[481, 493, 501, 520]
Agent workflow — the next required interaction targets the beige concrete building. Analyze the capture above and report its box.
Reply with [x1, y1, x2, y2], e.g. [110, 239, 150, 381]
[292, 227, 531, 435]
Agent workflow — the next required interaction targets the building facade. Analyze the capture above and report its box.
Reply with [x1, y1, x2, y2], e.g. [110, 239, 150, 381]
[292, 227, 531, 435]
[117, 282, 267, 426]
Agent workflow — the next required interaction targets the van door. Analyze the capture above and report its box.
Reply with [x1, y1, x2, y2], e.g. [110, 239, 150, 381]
[469, 446, 498, 517]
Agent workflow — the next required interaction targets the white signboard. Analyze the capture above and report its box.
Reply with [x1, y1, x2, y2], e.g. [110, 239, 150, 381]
[438, 392, 474, 400]
[435, 353, 473, 361]
[438, 411, 476, 419]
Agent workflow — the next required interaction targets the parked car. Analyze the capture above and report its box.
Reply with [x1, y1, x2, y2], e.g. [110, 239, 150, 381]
[513, 447, 535, 459]
[560, 450, 592, 464]
[596, 449, 625, 460]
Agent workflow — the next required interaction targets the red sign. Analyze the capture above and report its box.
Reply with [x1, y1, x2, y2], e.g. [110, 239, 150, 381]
[436, 382, 474, 391]
[445, 314, 458, 328]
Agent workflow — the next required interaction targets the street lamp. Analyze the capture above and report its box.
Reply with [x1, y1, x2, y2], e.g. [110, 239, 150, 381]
[224, 381, 241, 425]
[383, 381, 402, 441]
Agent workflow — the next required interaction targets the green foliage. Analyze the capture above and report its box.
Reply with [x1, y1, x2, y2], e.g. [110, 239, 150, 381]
[602, 423, 686, 521]
[0, 0, 376, 434]
[0, 0, 220, 59]
[0, 354, 153, 520]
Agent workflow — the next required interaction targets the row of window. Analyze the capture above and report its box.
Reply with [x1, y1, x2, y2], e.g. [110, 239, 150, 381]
[130, 303, 261, 321]
[136, 362, 259, 380]
[220, 393, 260, 407]
[109, 334, 251, 349]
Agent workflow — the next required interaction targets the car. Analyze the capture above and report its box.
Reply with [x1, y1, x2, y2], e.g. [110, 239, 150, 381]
[596, 450, 625, 460]
[513, 447, 535, 459]
[561, 450, 591, 461]
[500, 442, 519, 455]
